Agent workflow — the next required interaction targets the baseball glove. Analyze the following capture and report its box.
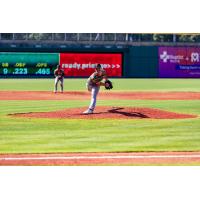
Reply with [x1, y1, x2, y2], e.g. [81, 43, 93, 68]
[105, 80, 113, 90]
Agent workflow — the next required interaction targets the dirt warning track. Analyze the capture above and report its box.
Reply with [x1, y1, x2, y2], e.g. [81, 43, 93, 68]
[0, 152, 200, 166]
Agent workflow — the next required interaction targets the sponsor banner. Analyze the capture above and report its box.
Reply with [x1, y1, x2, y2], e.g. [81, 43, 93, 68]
[60, 53, 122, 77]
[159, 47, 200, 78]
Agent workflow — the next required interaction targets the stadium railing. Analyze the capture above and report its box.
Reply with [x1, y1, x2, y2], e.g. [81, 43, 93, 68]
[1, 33, 200, 46]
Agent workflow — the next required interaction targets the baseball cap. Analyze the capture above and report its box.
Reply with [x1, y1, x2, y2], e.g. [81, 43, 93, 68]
[96, 64, 102, 69]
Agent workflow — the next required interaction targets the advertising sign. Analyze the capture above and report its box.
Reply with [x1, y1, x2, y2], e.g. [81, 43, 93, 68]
[159, 47, 200, 78]
[60, 53, 122, 77]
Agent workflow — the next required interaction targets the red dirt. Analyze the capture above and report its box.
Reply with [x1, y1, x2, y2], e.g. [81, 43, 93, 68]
[1, 91, 200, 100]
[0, 152, 200, 166]
[10, 106, 197, 119]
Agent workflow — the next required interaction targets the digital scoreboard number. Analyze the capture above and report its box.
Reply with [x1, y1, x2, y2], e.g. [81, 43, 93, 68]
[1, 66, 51, 75]
[0, 53, 59, 77]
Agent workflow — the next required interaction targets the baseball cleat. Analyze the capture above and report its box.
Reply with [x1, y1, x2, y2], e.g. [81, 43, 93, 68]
[83, 109, 93, 114]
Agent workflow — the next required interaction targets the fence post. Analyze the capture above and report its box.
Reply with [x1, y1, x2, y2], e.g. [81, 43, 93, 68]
[125, 33, 129, 41]
[114, 33, 117, 41]
[89, 33, 92, 41]
[173, 34, 176, 43]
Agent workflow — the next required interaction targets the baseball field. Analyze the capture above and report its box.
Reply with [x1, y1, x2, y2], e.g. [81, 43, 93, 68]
[0, 78, 200, 165]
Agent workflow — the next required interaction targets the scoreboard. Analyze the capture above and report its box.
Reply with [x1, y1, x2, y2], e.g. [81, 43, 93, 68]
[0, 52, 123, 77]
[0, 52, 59, 77]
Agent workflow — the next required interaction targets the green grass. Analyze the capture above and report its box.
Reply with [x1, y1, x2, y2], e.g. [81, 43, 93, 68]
[0, 78, 200, 165]
[1, 78, 200, 91]
[0, 100, 200, 154]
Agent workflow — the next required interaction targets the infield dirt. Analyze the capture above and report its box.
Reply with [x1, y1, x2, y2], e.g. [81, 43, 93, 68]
[1, 91, 200, 100]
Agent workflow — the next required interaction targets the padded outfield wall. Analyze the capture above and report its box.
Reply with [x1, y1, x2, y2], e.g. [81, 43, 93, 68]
[0, 45, 200, 78]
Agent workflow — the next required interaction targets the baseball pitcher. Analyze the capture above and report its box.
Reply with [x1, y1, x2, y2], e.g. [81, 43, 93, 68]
[54, 65, 65, 93]
[83, 63, 113, 114]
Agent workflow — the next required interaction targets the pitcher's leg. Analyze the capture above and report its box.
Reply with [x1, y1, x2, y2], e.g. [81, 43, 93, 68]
[86, 82, 92, 92]
[60, 78, 64, 92]
[89, 86, 100, 111]
[54, 77, 59, 93]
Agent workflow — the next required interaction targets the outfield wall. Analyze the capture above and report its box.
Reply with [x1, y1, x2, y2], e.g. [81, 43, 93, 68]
[1, 45, 200, 78]
[124, 46, 158, 78]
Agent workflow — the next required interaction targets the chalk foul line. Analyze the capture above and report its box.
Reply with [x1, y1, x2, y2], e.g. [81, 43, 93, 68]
[1, 154, 200, 161]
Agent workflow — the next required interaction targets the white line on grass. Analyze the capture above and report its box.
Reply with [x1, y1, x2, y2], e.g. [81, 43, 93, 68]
[1, 154, 200, 160]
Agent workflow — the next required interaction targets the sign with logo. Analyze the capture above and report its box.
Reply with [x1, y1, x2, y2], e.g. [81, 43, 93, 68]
[159, 47, 200, 78]
[60, 53, 122, 77]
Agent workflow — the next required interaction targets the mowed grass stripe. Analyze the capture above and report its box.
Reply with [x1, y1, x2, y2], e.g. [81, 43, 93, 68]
[1, 78, 200, 91]
[0, 100, 200, 115]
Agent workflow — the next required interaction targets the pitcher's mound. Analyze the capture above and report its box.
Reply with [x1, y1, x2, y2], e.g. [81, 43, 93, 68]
[10, 106, 197, 119]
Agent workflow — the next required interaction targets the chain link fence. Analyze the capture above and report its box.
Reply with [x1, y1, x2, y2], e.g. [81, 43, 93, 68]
[1, 33, 200, 43]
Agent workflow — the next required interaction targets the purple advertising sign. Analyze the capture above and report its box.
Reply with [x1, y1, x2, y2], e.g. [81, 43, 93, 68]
[159, 47, 200, 78]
